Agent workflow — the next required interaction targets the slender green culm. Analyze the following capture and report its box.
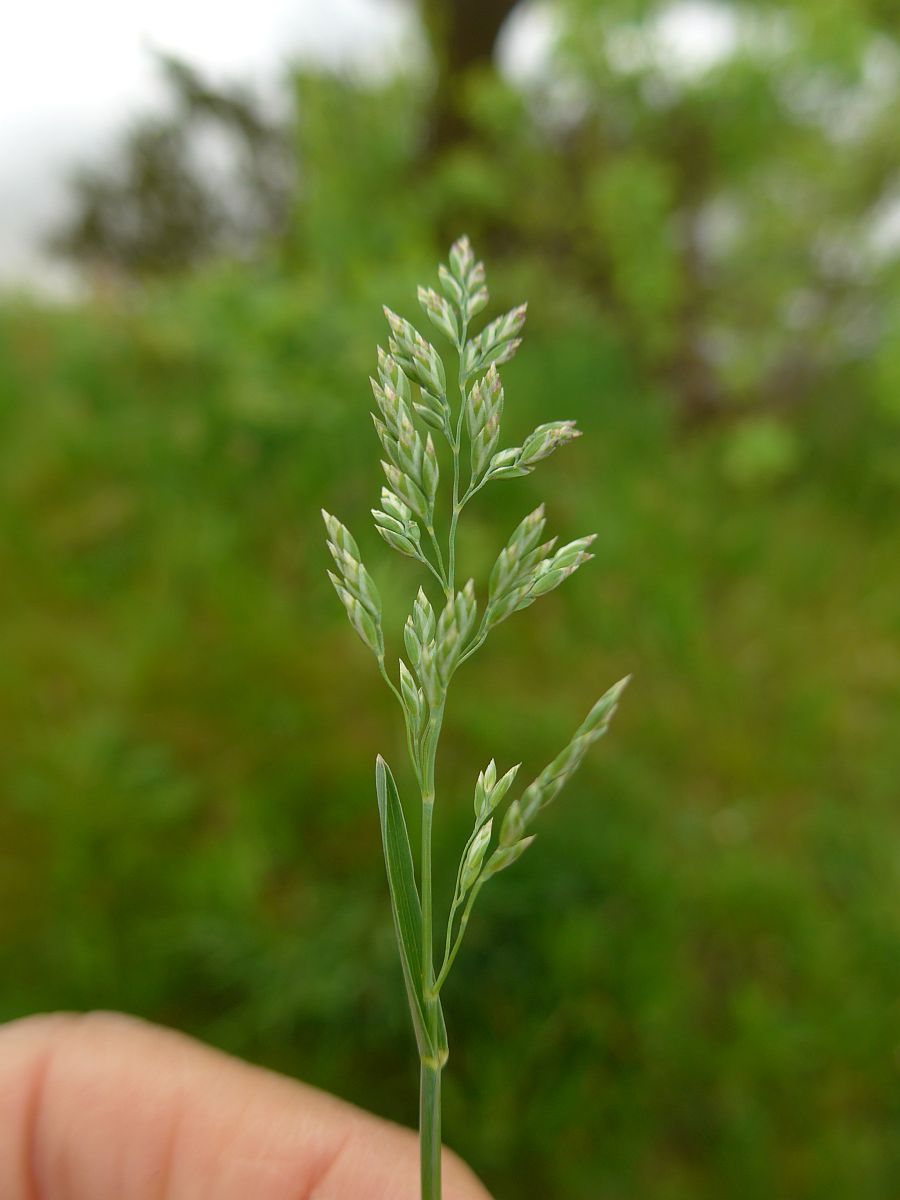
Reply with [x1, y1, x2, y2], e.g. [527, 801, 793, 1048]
[322, 237, 629, 1199]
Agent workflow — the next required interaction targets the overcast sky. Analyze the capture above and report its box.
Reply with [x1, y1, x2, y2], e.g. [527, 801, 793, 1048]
[0, 0, 735, 290]
[0, 0, 426, 288]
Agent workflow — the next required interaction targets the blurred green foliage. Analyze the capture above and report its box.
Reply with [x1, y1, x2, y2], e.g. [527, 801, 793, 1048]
[4, 3, 900, 1196]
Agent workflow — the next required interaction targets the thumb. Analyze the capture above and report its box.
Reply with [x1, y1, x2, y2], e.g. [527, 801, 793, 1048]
[0, 1011, 491, 1199]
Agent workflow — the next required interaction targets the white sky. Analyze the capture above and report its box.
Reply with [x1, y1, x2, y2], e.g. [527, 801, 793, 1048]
[0, 0, 739, 290]
[0, 0, 418, 288]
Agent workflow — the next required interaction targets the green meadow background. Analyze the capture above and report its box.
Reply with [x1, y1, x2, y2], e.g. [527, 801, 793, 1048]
[2, 4, 900, 1196]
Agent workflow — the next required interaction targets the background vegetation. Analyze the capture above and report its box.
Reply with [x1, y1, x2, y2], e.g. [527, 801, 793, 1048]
[2, 2, 899, 1196]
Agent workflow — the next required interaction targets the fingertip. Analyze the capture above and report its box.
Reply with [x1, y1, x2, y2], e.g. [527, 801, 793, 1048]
[0, 1013, 493, 1199]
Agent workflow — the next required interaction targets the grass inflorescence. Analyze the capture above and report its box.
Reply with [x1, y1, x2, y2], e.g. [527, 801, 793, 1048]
[322, 237, 628, 1199]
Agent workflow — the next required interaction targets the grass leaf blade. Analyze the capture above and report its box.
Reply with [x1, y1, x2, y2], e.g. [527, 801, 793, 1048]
[375, 755, 447, 1063]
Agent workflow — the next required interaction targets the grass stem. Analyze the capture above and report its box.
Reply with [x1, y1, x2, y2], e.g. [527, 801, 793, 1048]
[420, 1058, 442, 1199]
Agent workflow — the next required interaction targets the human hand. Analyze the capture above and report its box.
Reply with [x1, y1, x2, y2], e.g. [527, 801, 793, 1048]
[0, 1011, 492, 1198]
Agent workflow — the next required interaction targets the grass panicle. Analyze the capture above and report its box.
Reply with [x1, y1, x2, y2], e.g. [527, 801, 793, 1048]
[322, 236, 628, 1199]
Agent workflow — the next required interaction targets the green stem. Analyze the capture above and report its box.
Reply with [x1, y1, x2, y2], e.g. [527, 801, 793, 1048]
[449, 478, 487, 597]
[419, 701, 445, 1198]
[420, 705, 444, 956]
[378, 658, 423, 787]
[421, 792, 435, 994]
[448, 485, 460, 596]
[377, 657, 403, 707]
[420, 1059, 442, 1199]
[418, 544, 449, 591]
[438, 818, 485, 988]
[447, 321, 469, 595]
[416, 321, 469, 1198]
[425, 525, 449, 593]
[459, 477, 487, 511]
[420, 797, 441, 1197]
[456, 622, 489, 670]
[432, 881, 483, 997]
